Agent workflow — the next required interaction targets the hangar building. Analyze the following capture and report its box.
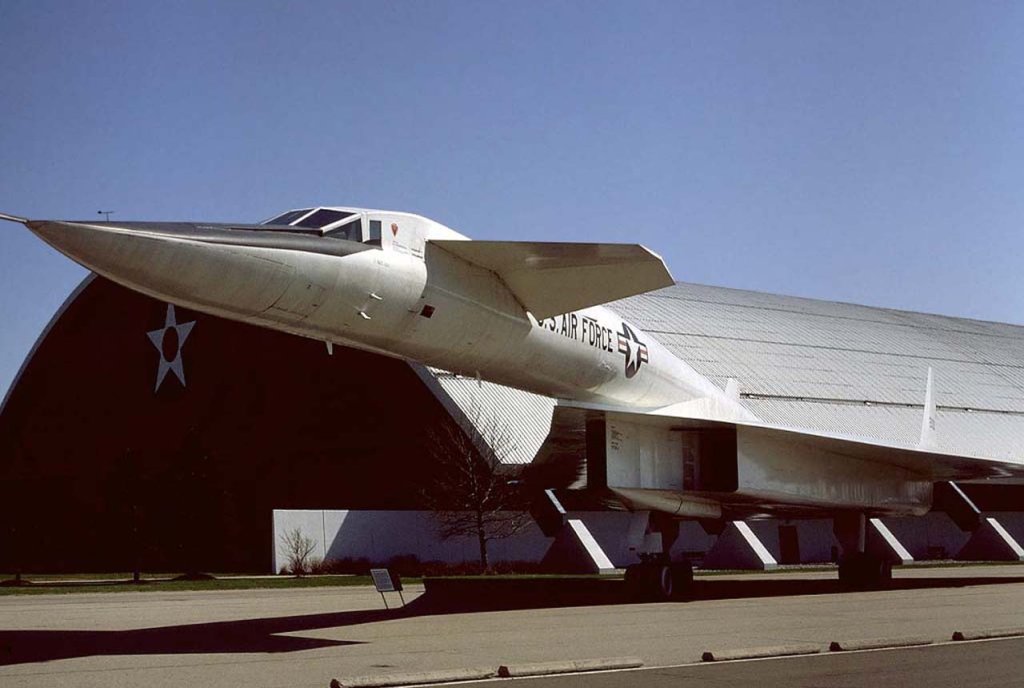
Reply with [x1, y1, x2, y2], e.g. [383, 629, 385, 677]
[2, 275, 1023, 573]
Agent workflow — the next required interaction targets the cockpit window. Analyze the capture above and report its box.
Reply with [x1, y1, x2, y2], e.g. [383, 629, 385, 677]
[293, 209, 354, 229]
[252, 207, 375, 243]
[325, 218, 363, 241]
[263, 209, 313, 226]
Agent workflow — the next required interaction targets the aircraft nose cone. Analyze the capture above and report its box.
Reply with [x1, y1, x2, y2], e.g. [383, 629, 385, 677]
[25, 219, 296, 316]
[26, 220, 136, 273]
[27, 219, 179, 288]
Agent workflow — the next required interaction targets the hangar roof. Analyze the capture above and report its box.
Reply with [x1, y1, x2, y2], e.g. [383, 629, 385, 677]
[421, 367, 555, 465]
[430, 282, 1024, 464]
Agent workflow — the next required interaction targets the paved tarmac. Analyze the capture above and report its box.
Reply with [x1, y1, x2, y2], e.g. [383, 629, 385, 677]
[471, 638, 1024, 688]
[0, 565, 1022, 688]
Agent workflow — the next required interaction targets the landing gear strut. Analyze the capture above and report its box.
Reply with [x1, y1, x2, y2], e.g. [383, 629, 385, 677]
[834, 513, 892, 590]
[624, 554, 694, 601]
[622, 512, 694, 601]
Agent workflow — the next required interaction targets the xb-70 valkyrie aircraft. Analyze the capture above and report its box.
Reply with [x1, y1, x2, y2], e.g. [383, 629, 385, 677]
[4, 206, 1022, 597]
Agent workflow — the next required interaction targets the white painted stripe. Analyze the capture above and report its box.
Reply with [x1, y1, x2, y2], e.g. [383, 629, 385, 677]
[545, 488, 567, 515]
[949, 481, 981, 515]
[733, 521, 778, 567]
[568, 519, 615, 571]
[869, 518, 914, 563]
[986, 518, 1024, 559]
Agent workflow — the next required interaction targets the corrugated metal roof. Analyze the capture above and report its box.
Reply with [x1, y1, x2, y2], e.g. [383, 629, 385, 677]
[613, 283, 1024, 461]
[424, 282, 1024, 464]
[428, 369, 555, 465]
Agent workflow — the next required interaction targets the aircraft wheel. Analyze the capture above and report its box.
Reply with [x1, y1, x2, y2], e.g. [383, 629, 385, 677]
[670, 560, 694, 600]
[838, 553, 892, 590]
[624, 564, 642, 599]
[878, 558, 893, 587]
[624, 563, 674, 601]
[653, 564, 674, 601]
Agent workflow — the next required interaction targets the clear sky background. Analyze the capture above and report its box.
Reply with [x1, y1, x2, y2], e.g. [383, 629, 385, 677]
[1, 1, 1023, 399]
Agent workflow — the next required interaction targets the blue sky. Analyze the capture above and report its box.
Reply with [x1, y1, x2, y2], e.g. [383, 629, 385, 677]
[2, 1, 1023, 398]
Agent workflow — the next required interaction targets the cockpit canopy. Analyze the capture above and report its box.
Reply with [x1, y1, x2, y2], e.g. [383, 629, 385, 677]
[260, 207, 380, 244]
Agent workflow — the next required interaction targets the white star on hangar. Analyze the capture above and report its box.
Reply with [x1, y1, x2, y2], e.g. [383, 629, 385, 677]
[147, 304, 196, 392]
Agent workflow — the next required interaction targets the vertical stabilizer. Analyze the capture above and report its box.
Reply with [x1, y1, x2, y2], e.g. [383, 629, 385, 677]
[919, 367, 936, 449]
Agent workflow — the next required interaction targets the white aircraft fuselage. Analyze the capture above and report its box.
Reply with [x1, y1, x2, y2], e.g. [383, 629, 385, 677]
[13, 207, 744, 417]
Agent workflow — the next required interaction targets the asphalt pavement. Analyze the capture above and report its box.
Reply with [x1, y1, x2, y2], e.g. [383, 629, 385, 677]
[0, 565, 1023, 688]
[470, 638, 1024, 688]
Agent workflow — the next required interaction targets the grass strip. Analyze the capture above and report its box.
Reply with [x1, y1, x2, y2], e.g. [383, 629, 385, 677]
[0, 574, 417, 595]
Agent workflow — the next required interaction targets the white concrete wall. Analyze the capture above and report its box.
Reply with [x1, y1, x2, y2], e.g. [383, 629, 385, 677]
[743, 519, 839, 563]
[271, 509, 1024, 572]
[273, 510, 676, 572]
[882, 513, 972, 560]
[995, 513, 1024, 543]
[270, 511, 846, 572]
[273, 510, 554, 573]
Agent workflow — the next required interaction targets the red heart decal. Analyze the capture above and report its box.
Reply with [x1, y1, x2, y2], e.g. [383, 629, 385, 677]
[391, 223, 399, 236]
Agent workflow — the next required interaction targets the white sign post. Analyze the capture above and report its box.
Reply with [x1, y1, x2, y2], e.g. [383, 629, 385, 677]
[370, 568, 405, 609]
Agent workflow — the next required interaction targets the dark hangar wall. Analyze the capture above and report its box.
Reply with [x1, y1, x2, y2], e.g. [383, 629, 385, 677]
[0, 275, 458, 573]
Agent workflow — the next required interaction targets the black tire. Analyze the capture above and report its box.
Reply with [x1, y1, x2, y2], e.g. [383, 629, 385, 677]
[624, 563, 673, 602]
[838, 553, 891, 590]
[670, 560, 694, 600]
[653, 564, 674, 601]
[837, 554, 858, 586]
[878, 559, 893, 587]
[624, 564, 641, 599]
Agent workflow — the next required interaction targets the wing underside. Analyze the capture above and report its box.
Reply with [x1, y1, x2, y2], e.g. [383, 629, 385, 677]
[540, 401, 1024, 519]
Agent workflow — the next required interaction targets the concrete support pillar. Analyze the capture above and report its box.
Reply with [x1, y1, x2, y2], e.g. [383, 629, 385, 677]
[650, 511, 680, 555]
[623, 510, 654, 561]
[934, 481, 982, 531]
[938, 481, 1024, 562]
[956, 517, 1024, 562]
[702, 521, 778, 570]
[833, 513, 867, 556]
[541, 519, 617, 574]
[530, 489, 568, 537]
[867, 518, 914, 565]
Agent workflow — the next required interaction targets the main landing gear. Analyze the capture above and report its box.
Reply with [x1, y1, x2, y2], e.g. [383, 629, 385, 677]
[624, 554, 694, 601]
[834, 513, 892, 590]
[622, 512, 694, 601]
[837, 551, 892, 590]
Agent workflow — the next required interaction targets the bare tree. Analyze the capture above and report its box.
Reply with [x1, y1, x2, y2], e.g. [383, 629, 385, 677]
[280, 527, 318, 576]
[421, 406, 529, 571]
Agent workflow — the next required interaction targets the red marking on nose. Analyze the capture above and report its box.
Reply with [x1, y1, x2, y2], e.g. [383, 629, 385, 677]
[391, 223, 399, 236]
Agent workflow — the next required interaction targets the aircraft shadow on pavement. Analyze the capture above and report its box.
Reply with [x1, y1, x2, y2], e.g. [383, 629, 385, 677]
[3, 575, 1022, 665]
[416, 574, 1024, 613]
[0, 607, 395, 666]
[691, 575, 1024, 601]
